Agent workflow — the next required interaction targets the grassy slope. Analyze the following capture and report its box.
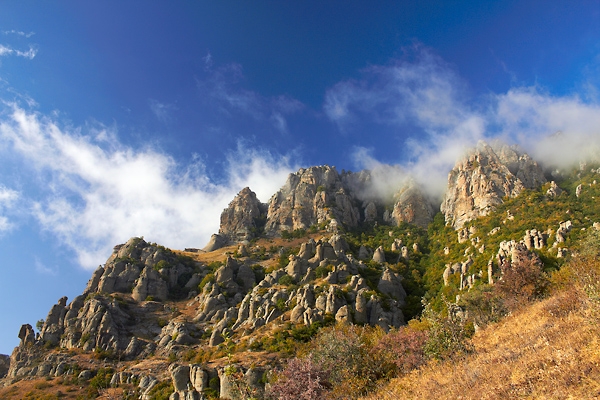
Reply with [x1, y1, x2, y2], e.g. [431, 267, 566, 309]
[366, 290, 600, 399]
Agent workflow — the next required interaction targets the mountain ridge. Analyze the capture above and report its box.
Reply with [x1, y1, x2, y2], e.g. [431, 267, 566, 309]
[2, 139, 599, 399]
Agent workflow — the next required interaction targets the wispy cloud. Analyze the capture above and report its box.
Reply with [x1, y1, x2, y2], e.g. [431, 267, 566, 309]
[0, 105, 294, 269]
[0, 186, 19, 232]
[148, 99, 177, 123]
[34, 257, 57, 275]
[0, 44, 37, 60]
[324, 46, 471, 132]
[2, 30, 35, 38]
[196, 59, 304, 134]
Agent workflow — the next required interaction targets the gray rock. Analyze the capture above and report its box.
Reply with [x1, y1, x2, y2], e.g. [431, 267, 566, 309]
[219, 187, 266, 243]
[202, 233, 229, 252]
[377, 269, 406, 303]
[189, 364, 208, 392]
[441, 141, 546, 229]
[170, 364, 191, 392]
[132, 266, 169, 302]
[372, 246, 386, 263]
[78, 370, 94, 381]
[335, 305, 351, 323]
[390, 179, 435, 229]
[18, 324, 35, 346]
[358, 245, 372, 260]
[364, 201, 377, 222]
[0, 354, 10, 379]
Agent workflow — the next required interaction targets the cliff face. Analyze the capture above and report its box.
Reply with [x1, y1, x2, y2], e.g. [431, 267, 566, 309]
[441, 142, 546, 229]
[264, 165, 360, 234]
[389, 180, 436, 229]
[214, 165, 435, 247]
[218, 187, 267, 243]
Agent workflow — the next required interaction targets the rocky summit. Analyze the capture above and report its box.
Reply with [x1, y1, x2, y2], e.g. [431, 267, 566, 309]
[3, 140, 600, 399]
[441, 141, 546, 229]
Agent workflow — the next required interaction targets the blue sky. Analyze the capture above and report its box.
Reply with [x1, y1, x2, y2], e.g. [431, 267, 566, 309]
[0, 1, 599, 354]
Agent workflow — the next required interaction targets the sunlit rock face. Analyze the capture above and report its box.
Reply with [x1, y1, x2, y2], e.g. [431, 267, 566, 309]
[441, 141, 546, 229]
[264, 165, 360, 234]
[219, 187, 267, 243]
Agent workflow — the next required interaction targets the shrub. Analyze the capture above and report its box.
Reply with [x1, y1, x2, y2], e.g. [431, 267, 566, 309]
[459, 285, 507, 327]
[145, 380, 174, 400]
[421, 299, 473, 361]
[314, 265, 332, 279]
[307, 324, 388, 398]
[372, 326, 428, 375]
[495, 254, 548, 311]
[198, 273, 215, 292]
[89, 367, 114, 390]
[278, 275, 294, 286]
[266, 358, 331, 400]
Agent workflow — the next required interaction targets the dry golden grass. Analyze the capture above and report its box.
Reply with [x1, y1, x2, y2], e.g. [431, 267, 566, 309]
[366, 291, 600, 400]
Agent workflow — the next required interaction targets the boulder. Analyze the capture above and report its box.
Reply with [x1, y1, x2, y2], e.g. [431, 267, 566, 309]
[372, 246, 386, 263]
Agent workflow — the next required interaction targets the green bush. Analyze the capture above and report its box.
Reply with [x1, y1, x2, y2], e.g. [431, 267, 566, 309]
[278, 275, 294, 286]
[145, 380, 174, 400]
[421, 299, 473, 361]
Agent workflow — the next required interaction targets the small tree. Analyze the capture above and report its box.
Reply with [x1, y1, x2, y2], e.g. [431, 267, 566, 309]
[495, 254, 548, 311]
[36, 319, 44, 332]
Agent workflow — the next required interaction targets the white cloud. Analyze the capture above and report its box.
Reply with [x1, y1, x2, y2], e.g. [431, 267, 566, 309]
[34, 257, 57, 275]
[493, 87, 600, 168]
[0, 105, 294, 269]
[324, 46, 470, 132]
[0, 44, 37, 59]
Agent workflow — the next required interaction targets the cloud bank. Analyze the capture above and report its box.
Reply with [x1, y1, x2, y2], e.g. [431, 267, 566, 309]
[0, 105, 294, 269]
[325, 46, 600, 200]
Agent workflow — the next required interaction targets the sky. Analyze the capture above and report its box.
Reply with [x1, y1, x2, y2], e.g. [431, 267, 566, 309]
[0, 0, 599, 354]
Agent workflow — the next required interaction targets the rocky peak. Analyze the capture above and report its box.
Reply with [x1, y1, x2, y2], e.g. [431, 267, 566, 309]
[388, 179, 435, 229]
[441, 141, 546, 229]
[218, 187, 267, 243]
[264, 165, 360, 234]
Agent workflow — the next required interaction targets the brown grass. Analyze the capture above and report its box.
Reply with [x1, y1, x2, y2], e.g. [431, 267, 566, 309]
[365, 291, 600, 399]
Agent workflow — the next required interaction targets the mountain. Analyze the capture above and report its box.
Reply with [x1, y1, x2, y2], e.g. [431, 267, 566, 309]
[2, 140, 599, 399]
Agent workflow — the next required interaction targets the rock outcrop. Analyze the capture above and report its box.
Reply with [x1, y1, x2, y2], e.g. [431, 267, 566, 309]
[441, 142, 546, 229]
[219, 187, 267, 244]
[388, 180, 435, 229]
[214, 166, 436, 242]
[265, 166, 360, 234]
[0, 354, 9, 379]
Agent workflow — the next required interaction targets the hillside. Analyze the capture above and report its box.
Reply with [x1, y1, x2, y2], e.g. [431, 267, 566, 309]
[365, 286, 600, 399]
[1, 141, 599, 399]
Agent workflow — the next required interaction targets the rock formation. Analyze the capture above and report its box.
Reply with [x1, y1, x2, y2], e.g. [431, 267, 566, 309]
[264, 165, 360, 234]
[219, 187, 267, 244]
[213, 165, 436, 245]
[388, 180, 435, 228]
[0, 354, 9, 379]
[441, 141, 546, 229]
